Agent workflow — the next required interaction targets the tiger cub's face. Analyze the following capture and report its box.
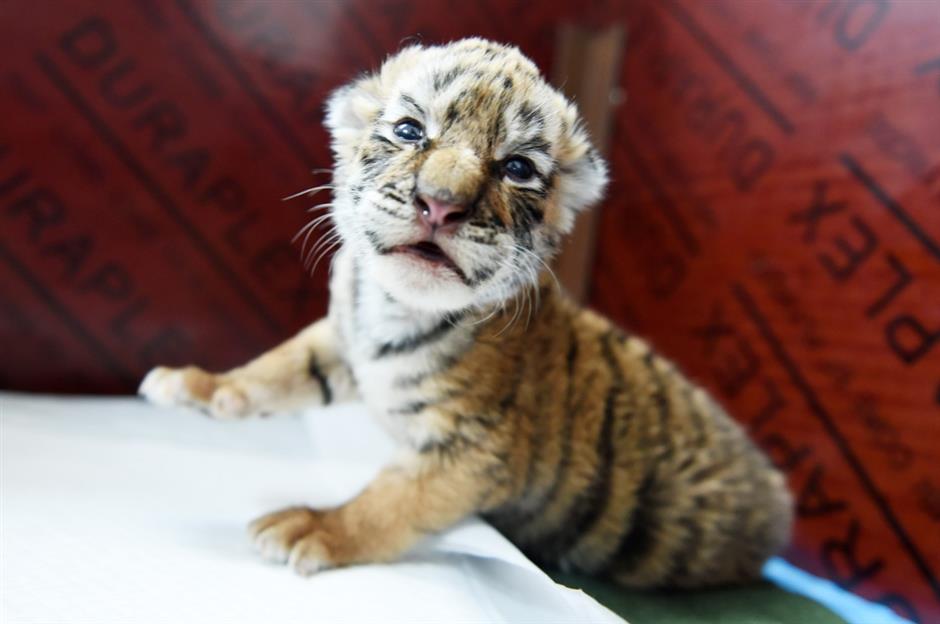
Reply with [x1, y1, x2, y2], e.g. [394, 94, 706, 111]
[324, 38, 607, 312]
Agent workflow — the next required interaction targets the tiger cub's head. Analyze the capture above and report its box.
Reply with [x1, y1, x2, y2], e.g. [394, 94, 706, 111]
[324, 38, 607, 312]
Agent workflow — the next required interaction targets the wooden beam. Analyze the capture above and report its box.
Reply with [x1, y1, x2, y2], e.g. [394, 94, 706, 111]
[551, 24, 624, 303]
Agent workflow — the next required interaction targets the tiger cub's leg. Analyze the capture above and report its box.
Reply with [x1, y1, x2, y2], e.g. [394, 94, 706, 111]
[249, 447, 503, 574]
[139, 318, 354, 419]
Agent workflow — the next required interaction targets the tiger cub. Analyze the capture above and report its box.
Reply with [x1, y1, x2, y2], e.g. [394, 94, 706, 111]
[140, 38, 792, 587]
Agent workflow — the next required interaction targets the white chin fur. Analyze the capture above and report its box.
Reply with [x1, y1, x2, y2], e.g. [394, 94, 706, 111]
[367, 252, 477, 312]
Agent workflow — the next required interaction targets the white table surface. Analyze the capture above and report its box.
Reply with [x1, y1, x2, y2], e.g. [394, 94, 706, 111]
[0, 392, 623, 624]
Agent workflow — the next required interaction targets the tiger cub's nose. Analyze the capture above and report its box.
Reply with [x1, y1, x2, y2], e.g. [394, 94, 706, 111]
[415, 194, 470, 232]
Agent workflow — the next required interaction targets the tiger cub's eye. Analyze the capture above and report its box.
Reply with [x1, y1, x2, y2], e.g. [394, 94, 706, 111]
[393, 119, 424, 142]
[503, 156, 536, 181]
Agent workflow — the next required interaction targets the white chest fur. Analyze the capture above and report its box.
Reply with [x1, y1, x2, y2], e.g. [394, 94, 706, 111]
[327, 248, 475, 449]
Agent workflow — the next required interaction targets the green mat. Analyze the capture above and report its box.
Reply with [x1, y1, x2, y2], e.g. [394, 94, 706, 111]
[552, 573, 847, 624]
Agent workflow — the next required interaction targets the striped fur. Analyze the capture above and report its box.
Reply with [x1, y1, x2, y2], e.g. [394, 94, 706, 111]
[140, 39, 792, 587]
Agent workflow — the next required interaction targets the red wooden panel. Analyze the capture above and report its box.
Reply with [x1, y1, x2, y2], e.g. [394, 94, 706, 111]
[0, 0, 596, 392]
[591, 2, 940, 621]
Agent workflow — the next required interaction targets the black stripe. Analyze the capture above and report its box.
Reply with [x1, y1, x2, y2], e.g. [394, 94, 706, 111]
[433, 66, 466, 92]
[522, 198, 544, 225]
[370, 133, 401, 150]
[359, 153, 385, 180]
[511, 195, 543, 226]
[516, 102, 545, 128]
[379, 182, 408, 204]
[518, 357, 548, 497]
[463, 232, 498, 246]
[390, 400, 428, 415]
[491, 328, 586, 528]
[514, 137, 551, 156]
[539, 321, 580, 500]
[364, 229, 390, 254]
[419, 430, 478, 457]
[599, 330, 626, 382]
[477, 452, 513, 508]
[534, 385, 618, 563]
[307, 354, 332, 405]
[522, 326, 582, 521]
[498, 350, 526, 410]
[456, 266, 498, 288]
[720, 490, 760, 582]
[375, 311, 465, 358]
[443, 101, 462, 131]
[490, 99, 507, 152]
[518, 183, 550, 200]
[606, 471, 658, 576]
[350, 183, 364, 204]
[511, 216, 534, 251]
[682, 385, 708, 448]
[663, 516, 705, 585]
[642, 351, 674, 459]
[507, 366, 597, 531]
[465, 264, 497, 287]
[373, 202, 409, 221]
[457, 411, 503, 430]
[563, 324, 580, 413]
[394, 352, 460, 387]
[399, 94, 425, 117]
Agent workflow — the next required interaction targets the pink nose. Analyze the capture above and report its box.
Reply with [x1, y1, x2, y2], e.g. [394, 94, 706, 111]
[416, 195, 469, 230]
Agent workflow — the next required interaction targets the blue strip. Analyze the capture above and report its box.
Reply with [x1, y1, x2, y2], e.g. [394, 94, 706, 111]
[763, 558, 915, 624]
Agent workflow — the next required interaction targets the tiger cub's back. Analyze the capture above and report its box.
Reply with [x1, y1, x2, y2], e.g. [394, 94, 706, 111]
[476, 292, 792, 588]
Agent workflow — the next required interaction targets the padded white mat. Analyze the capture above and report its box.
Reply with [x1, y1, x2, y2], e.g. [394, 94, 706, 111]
[0, 392, 623, 623]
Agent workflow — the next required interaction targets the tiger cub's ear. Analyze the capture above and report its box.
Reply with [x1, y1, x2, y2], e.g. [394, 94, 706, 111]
[560, 145, 608, 213]
[553, 110, 608, 232]
[324, 45, 426, 166]
[324, 73, 383, 165]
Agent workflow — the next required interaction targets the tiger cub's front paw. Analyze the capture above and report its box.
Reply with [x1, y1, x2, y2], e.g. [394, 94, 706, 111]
[248, 507, 339, 576]
[139, 366, 255, 419]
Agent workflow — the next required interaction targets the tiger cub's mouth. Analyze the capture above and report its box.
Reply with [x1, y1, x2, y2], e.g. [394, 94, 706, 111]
[392, 241, 466, 281]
